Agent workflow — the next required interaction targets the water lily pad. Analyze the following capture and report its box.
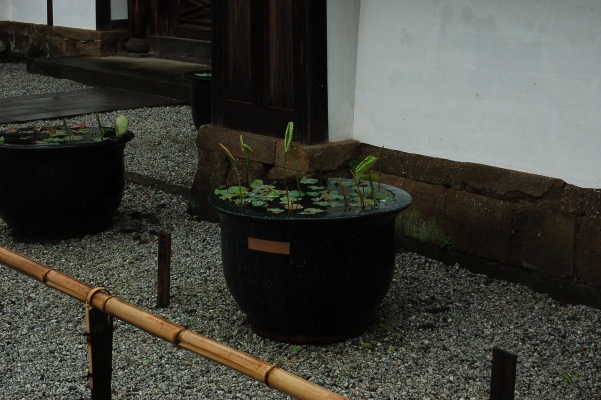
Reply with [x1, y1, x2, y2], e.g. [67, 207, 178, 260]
[329, 201, 344, 207]
[310, 185, 326, 190]
[251, 200, 266, 207]
[267, 208, 284, 213]
[300, 177, 318, 184]
[314, 201, 330, 207]
[250, 179, 264, 188]
[306, 191, 320, 197]
[284, 203, 303, 210]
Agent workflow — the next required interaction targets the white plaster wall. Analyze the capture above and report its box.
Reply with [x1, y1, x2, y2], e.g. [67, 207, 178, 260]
[326, 0, 360, 142]
[111, 0, 128, 20]
[53, 0, 95, 30]
[353, 0, 601, 188]
[0, 0, 47, 24]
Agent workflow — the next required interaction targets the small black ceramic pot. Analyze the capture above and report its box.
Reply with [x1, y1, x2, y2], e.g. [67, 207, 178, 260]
[184, 71, 211, 129]
[0, 131, 134, 242]
[209, 179, 411, 344]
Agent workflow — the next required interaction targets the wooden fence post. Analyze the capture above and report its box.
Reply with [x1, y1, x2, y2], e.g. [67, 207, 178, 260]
[85, 294, 114, 400]
[490, 347, 517, 400]
[157, 230, 172, 308]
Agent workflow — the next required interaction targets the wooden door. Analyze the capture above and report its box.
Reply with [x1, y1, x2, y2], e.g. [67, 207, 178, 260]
[211, 0, 328, 144]
[168, 0, 212, 40]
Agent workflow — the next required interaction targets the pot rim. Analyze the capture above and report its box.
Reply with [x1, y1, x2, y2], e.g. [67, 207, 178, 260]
[209, 179, 412, 222]
[184, 71, 212, 81]
[0, 130, 134, 150]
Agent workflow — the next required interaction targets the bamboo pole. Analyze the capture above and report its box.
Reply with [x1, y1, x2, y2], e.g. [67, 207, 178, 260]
[0, 246, 347, 400]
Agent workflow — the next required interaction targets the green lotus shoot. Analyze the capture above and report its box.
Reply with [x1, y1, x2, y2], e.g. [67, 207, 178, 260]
[240, 135, 254, 187]
[353, 155, 379, 203]
[115, 115, 129, 135]
[219, 143, 245, 204]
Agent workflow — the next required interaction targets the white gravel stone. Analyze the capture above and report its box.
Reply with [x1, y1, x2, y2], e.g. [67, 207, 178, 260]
[1, 61, 600, 399]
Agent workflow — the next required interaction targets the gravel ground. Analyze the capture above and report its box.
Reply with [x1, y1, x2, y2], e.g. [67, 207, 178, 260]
[0, 62, 198, 187]
[1, 61, 600, 399]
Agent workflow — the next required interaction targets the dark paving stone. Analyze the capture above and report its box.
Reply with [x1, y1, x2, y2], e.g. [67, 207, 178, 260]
[0, 88, 186, 124]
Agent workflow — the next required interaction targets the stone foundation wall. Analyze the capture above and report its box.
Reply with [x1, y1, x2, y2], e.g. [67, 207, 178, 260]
[0, 21, 128, 61]
[191, 125, 601, 308]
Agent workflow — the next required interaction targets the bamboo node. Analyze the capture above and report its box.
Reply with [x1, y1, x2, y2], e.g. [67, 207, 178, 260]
[41, 268, 58, 284]
[174, 327, 188, 346]
[86, 287, 111, 311]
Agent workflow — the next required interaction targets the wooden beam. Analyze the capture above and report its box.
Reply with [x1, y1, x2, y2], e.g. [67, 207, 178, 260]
[95, 0, 111, 31]
[47, 0, 53, 26]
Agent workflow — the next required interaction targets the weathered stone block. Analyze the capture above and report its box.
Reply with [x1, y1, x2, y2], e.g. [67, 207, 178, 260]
[510, 206, 574, 278]
[53, 26, 91, 42]
[360, 144, 462, 189]
[560, 184, 601, 220]
[189, 148, 230, 222]
[225, 158, 269, 187]
[275, 140, 360, 173]
[445, 190, 513, 263]
[458, 163, 559, 200]
[574, 217, 601, 287]
[197, 125, 277, 164]
[383, 174, 451, 248]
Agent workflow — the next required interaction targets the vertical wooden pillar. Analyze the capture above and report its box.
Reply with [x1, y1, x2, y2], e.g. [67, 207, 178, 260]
[125, 0, 150, 53]
[86, 307, 114, 400]
[157, 230, 172, 308]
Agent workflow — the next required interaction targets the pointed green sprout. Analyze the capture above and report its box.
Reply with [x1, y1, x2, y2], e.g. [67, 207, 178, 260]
[62, 119, 73, 143]
[95, 113, 104, 138]
[0, 136, 4, 143]
[219, 143, 245, 204]
[240, 135, 254, 187]
[115, 115, 129, 135]
[354, 155, 379, 203]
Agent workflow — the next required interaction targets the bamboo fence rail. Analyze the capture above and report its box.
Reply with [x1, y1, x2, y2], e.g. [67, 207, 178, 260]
[0, 245, 347, 400]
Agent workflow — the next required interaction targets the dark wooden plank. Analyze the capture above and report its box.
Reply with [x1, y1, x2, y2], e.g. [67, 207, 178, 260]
[292, 0, 328, 144]
[490, 347, 517, 400]
[267, 0, 294, 109]
[211, 0, 327, 144]
[0, 88, 186, 123]
[226, 0, 252, 103]
[223, 100, 294, 138]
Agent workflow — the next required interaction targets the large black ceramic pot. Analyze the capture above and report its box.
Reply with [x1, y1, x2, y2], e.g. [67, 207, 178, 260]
[0, 128, 134, 242]
[209, 178, 411, 344]
[184, 71, 211, 129]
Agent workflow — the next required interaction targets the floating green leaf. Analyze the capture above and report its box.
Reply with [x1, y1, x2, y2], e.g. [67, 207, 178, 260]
[0, 137, 4, 143]
[329, 201, 344, 207]
[195, 72, 211, 77]
[314, 201, 330, 207]
[228, 186, 248, 195]
[306, 191, 320, 197]
[287, 190, 304, 198]
[115, 115, 129, 135]
[310, 185, 326, 190]
[300, 177, 318, 184]
[267, 208, 284, 213]
[301, 208, 325, 214]
[251, 200, 265, 207]
[250, 179, 264, 188]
